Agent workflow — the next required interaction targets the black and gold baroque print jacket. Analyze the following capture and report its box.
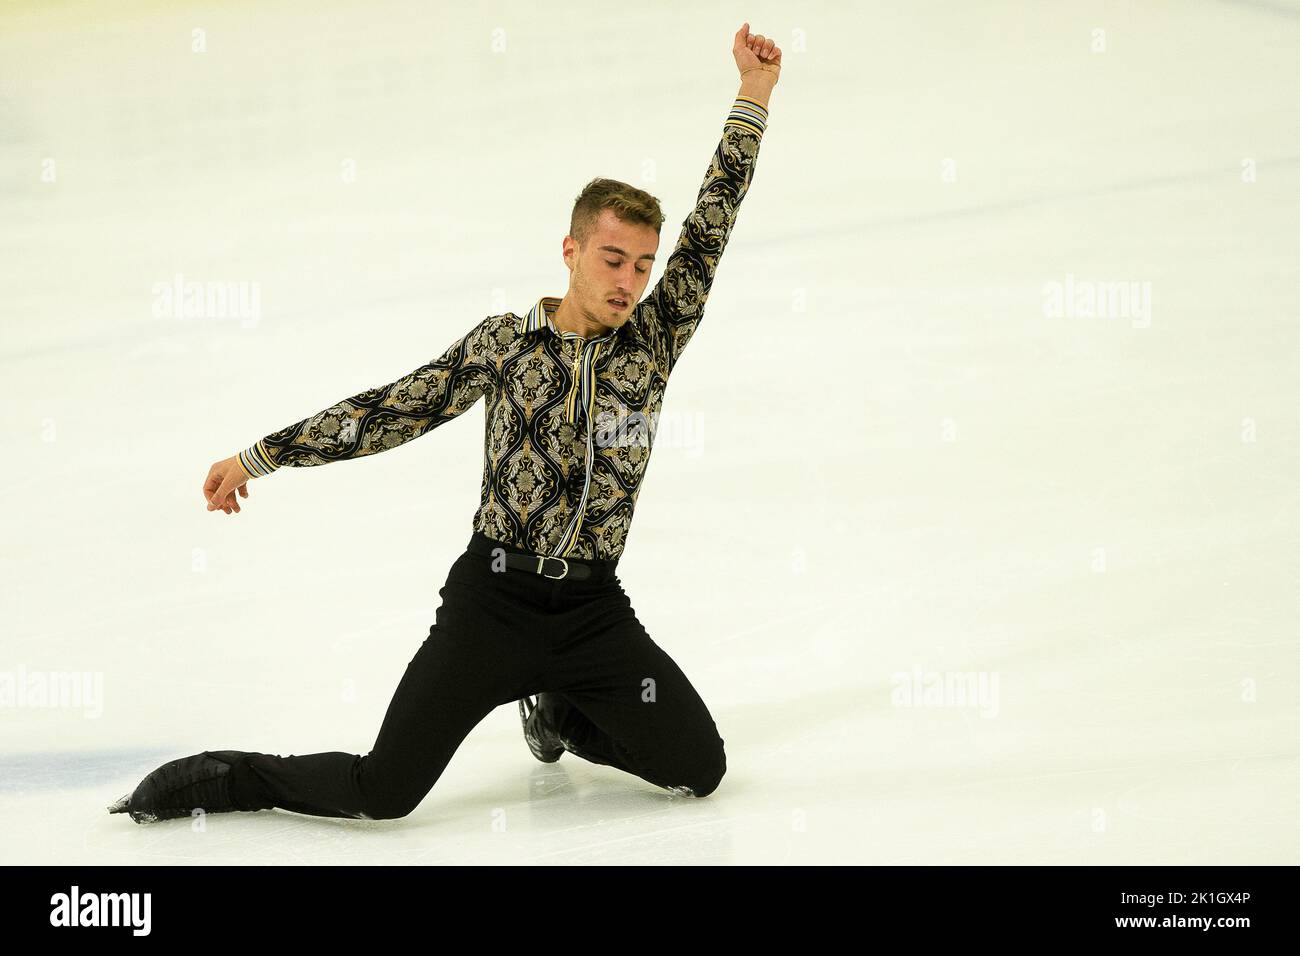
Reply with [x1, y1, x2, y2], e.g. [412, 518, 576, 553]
[239, 95, 768, 561]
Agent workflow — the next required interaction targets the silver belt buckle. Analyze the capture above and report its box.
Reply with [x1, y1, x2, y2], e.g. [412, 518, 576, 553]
[537, 555, 569, 579]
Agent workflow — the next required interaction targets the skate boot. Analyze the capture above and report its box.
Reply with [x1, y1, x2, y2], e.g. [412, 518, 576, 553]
[519, 693, 565, 763]
[107, 750, 253, 824]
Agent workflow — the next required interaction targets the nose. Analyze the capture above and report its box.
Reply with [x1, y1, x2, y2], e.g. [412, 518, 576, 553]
[615, 263, 638, 293]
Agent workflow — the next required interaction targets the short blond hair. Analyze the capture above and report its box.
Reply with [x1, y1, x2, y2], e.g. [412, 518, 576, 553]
[570, 178, 665, 247]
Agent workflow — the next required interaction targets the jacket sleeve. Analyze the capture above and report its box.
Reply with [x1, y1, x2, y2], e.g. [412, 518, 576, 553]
[644, 94, 768, 375]
[237, 316, 498, 476]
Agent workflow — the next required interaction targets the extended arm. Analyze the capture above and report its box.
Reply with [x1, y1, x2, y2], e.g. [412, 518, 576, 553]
[240, 317, 497, 476]
[645, 23, 780, 374]
[204, 316, 498, 512]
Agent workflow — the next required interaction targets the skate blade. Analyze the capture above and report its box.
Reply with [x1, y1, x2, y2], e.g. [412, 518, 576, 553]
[107, 794, 157, 823]
[106, 794, 131, 814]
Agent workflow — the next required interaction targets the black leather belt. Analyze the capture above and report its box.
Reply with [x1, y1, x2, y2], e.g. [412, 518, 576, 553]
[506, 551, 589, 580]
[466, 531, 617, 582]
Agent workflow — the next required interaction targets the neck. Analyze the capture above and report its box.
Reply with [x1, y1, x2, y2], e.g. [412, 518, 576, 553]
[552, 296, 610, 340]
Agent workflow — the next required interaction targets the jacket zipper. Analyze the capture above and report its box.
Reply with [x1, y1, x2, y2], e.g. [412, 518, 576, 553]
[566, 342, 583, 423]
[557, 336, 606, 558]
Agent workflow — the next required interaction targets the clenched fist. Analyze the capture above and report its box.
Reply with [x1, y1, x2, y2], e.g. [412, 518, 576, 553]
[734, 22, 781, 84]
[204, 454, 254, 514]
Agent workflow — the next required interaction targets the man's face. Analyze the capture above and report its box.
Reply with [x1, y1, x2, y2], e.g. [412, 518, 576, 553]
[563, 208, 660, 332]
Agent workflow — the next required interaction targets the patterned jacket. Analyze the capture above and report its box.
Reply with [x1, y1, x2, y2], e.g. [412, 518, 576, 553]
[238, 94, 768, 561]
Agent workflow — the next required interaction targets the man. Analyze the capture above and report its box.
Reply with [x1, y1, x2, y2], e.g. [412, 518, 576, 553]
[110, 23, 780, 824]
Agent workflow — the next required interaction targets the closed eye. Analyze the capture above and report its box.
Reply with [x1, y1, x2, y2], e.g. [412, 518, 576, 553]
[606, 259, 648, 275]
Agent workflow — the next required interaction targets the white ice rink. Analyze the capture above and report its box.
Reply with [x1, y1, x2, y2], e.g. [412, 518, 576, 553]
[2, 1, 1297, 865]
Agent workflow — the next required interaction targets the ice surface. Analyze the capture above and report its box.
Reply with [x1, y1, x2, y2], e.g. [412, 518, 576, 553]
[1, 1, 1297, 864]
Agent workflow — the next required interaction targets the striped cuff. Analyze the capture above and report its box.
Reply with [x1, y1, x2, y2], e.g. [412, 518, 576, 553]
[238, 439, 279, 478]
[725, 95, 768, 137]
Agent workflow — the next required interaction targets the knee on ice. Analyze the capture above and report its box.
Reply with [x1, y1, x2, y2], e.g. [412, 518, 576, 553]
[669, 745, 727, 799]
[362, 793, 425, 821]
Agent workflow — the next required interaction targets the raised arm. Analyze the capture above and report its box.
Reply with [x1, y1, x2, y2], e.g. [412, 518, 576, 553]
[644, 23, 780, 374]
[204, 315, 499, 512]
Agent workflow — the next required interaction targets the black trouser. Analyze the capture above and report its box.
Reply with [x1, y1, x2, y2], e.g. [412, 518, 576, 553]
[228, 531, 726, 819]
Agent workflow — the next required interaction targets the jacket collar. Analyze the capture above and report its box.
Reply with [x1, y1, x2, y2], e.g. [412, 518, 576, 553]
[518, 295, 642, 343]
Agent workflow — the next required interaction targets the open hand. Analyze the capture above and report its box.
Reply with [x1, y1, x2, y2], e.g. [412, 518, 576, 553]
[204, 454, 253, 514]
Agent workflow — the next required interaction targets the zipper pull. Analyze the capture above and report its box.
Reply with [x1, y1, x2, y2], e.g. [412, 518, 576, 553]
[566, 342, 584, 423]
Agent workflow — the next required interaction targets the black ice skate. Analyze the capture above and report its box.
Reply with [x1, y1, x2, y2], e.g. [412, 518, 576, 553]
[107, 750, 251, 824]
[519, 693, 565, 763]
